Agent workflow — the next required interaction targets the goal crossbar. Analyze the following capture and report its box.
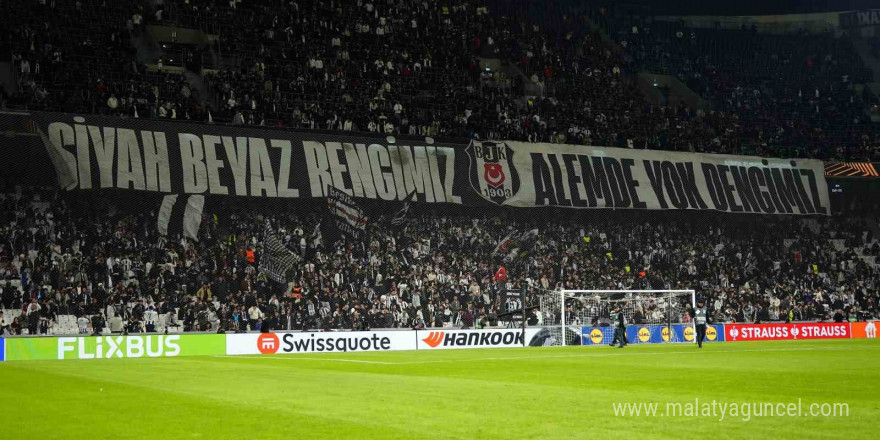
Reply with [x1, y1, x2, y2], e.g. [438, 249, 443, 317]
[555, 289, 696, 346]
[562, 290, 697, 294]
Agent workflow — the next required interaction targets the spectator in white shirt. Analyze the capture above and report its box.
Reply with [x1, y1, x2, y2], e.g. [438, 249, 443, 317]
[144, 306, 158, 332]
[76, 315, 90, 334]
[248, 305, 264, 323]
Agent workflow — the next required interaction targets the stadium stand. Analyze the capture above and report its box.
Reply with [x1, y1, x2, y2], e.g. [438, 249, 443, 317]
[610, 18, 878, 159]
[0, 187, 877, 336]
[1, 0, 879, 160]
[3, 3, 880, 440]
[1, 2, 879, 336]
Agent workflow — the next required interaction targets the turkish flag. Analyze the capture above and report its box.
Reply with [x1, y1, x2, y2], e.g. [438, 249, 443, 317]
[494, 266, 508, 282]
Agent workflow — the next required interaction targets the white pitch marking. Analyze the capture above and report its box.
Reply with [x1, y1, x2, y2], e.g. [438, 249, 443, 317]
[225, 355, 395, 365]
[213, 344, 878, 366]
[388, 345, 876, 365]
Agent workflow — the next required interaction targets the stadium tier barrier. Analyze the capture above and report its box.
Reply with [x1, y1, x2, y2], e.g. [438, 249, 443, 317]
[0, 323, 876, 361]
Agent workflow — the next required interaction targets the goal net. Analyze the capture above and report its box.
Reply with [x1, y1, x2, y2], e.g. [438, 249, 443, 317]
[533, 289, 696, 346]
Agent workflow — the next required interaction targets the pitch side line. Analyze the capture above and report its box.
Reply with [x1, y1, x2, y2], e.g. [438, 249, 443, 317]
[389, 345, 878, 365]
[213, 345, 878, 365]
[222, 355, 396, 365]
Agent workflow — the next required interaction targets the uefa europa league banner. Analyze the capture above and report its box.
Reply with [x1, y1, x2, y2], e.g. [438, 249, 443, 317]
[12, 111, 829, 215]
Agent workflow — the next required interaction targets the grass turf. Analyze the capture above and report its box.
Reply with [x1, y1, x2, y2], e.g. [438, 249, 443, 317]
[1, 339, 877, 439]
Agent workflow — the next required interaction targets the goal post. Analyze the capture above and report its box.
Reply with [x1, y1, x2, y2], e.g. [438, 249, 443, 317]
[533, 289, 696, 346]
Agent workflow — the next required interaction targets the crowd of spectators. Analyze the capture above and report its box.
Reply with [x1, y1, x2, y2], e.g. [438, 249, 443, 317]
[2, 1, 880, 161]
[610, 18, 879, 160]
[0, 187, 877, 336]
[0, 0, 203, 119]
[201, 0, 493, 137]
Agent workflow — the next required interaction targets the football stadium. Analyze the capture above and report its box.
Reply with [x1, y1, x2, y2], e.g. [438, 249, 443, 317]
[0, 0, 879, 438]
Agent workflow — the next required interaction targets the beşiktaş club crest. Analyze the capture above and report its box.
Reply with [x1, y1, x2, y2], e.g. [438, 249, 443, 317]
[466, 140, 519, 205]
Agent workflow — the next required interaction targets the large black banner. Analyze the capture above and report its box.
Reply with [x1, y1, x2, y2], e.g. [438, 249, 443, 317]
[2, 111, 830, 215]
[840, 10, 880, 28]
[30, 112, 468, 204]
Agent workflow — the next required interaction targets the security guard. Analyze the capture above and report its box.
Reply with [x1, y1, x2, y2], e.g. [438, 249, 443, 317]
[609, 306, 626, 348]
[690, 299, 708, 348]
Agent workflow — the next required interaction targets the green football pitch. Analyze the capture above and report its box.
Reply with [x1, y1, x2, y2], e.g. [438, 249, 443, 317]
[1, 339, 877, 439]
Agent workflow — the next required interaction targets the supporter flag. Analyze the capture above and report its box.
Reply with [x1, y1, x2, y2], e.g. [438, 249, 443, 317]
[492, 229, 539, 262]
[515, 229, 539, 260]
[494, 266, 508, 282]
[259, 219, 301, 283]
[157, 195, 205, 241]
[326, 186, 368, 242]
[310, 222, 322, 242]
[492, 229, 520, 260]
[390, 190, 417, 226]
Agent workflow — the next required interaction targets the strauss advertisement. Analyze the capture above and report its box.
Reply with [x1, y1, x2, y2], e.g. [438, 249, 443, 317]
[725, 323, 851, 342]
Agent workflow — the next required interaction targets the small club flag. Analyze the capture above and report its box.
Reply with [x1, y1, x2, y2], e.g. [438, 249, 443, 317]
[259, 220, 302, 283]
[326, 186, 368, 241]
[494, 266, 508, 282]
[390, 190, 417, 226]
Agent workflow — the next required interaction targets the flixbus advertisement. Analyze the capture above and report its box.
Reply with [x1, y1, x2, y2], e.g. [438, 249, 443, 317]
[4, 334, 226, 361]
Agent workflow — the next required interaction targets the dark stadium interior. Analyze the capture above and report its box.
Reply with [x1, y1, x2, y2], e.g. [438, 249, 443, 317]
[0, 0, 877, 338]
[3, 0, 880, 160]
[4, 3, 880, 439]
